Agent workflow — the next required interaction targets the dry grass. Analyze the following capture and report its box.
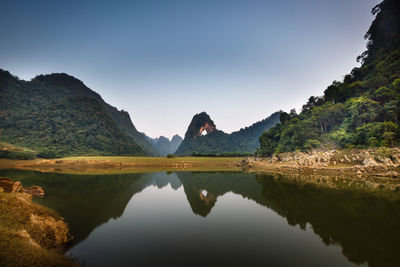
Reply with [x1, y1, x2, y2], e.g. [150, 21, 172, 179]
[0, 156, 243, 174]
[0, 192, 76, 266]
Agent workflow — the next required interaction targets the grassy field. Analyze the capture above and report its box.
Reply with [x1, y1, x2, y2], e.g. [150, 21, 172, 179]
[0, 156, 245, 174]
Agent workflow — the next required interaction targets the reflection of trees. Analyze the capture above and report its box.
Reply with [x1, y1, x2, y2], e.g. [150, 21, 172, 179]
[176, 172, 264, 216]
[2, 169, 400, 266]
[0, 170, 181, 243]
[256, 174, 400, 267]
[177, 171, 400, 267]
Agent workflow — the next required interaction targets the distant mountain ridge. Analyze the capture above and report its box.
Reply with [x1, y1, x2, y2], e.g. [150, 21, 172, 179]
[145, 134, 183, 156]
[174, 111, 281, 155]
[0, 70, 158, 157]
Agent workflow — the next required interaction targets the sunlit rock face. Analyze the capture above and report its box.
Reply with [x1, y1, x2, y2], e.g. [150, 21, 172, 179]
[198, 121, 216, 136]
[184, 112, 216, 139]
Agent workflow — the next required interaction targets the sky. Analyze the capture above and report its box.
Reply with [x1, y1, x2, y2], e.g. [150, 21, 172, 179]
[0, 0, 381, 139]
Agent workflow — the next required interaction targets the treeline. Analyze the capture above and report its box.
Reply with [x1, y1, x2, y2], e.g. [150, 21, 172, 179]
[259, 0, 400, 156]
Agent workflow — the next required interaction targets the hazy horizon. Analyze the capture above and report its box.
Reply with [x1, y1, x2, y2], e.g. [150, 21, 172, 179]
[0, 0, 380, 139]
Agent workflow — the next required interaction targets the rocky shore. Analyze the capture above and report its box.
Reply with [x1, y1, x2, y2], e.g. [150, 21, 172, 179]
[0, 178, 75, 266]
[241, 148, 400, 179]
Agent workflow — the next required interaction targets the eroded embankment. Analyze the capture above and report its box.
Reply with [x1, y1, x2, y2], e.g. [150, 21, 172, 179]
[242, 148, 400, 179]
[0, 178, 75, 266]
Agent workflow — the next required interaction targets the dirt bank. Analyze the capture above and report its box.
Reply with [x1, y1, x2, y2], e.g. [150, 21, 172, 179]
[242, 148, 400, 179]
[0, 178, 75, 266]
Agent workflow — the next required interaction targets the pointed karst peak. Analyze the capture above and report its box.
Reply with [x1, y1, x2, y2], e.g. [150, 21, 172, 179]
[171, 134, 183, 142]
[185, 112, 216, 139]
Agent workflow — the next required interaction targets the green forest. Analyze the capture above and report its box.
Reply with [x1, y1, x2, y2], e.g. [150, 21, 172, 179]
[259, 0, 400, 156]
[0, 71, 155, 158]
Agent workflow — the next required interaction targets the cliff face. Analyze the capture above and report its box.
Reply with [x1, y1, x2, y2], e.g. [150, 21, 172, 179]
[170, 135, 183, 153]
[184, 112, 216, 139]
[175, 111, 281, 155]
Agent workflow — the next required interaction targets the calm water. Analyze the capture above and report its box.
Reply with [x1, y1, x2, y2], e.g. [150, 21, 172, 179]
[1, 169, 400, 267]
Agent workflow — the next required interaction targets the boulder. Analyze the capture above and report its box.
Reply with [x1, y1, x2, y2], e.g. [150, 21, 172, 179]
[23, 186, 45, 197]
[363, 156, 379, 166]
[0, 178, 44, 197]
[11, 181, 23, 193]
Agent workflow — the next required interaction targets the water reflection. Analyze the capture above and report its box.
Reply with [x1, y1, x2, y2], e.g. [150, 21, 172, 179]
[1, 169, 399, 267]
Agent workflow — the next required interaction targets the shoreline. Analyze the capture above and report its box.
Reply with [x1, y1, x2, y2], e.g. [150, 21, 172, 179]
[241, 147, 400, 179]
[0, 156, 242, 174]
[0, 178, 75, 266]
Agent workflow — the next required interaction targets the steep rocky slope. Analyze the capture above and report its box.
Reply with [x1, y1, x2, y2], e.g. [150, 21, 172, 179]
[175, 111, 281, 155]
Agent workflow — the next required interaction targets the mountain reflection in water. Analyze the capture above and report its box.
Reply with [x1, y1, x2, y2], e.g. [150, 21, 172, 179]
[1, 170, 399, 267]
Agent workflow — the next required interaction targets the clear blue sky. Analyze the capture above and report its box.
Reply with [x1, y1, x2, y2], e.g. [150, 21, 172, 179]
[0, 0, 380, 139]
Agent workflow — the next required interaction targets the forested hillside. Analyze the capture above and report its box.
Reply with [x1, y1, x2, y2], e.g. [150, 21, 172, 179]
[175, 112, 280, 155]
[259, 0, 400, 156]
[0, 71, 156, 157]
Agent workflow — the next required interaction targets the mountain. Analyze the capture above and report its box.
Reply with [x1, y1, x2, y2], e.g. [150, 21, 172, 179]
[0, 70, 157, 157]
[170, 134, 184, 152]
[145, 134, 183, 156]
[174, 111, 281, 155]
[259, 0, 400, 156]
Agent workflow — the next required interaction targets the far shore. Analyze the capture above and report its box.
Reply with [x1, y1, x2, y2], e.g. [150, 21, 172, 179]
[2, 148, 400, 179]
[242, 147, 400, 179]
[0, 156, 243, 174]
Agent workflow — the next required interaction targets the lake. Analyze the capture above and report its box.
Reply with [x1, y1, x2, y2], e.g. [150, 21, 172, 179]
[1, 169, 400, 267]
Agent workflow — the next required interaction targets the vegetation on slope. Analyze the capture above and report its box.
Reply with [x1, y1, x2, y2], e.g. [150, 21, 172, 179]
[0, 71, 154, 158]
[175, 111, 281, 155]
[259, 0, 400, 156]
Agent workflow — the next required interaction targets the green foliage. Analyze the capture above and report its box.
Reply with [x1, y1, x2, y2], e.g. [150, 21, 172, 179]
[166, 154, 175, 158]
[353, 122, 398, 147]
[175, 112, 281, 156]
[0, 143, 36, 160]
[259, 0, 400, 155]
[303, 139, 322, 150]
[0, 71, 146, 157]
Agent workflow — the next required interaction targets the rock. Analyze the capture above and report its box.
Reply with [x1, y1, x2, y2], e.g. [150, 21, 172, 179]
[363, 156, 379, 166]
[17, 230, 40, 248]
[23, 186, 45, 197]
[356, 170, 362, 176]
[0, 178, 15, 192]
[391, 154, 400, 164]
[30, 214, 73, 246]
[0, 178, 45, 197]
[377, 156, 394, 165]
[271, 156, 279, 163]
[11, 181, 23, 193]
